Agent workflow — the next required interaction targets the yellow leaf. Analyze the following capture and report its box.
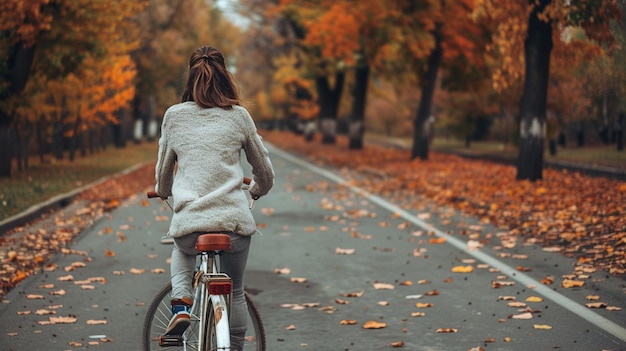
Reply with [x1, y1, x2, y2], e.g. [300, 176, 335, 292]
[451, 265, 474, 273]
[525, 296, 543, 302]
[533, 324, 552, 330]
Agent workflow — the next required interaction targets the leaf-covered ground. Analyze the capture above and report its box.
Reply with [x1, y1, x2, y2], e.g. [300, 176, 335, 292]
[0, 163, 156, 300]
[263, 131, 626, 278]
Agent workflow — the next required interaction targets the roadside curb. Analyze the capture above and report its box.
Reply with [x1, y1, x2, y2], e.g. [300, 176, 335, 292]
[0, 162, 150, 235]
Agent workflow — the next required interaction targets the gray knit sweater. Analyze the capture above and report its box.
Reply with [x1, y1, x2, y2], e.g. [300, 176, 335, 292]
[155, 102, 274, 237]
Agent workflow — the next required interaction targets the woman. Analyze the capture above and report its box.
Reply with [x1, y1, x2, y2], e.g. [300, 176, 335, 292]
[154, 46, 274, 350]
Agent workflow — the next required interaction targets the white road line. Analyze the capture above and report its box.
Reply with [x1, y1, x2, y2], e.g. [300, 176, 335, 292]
[268, 144, 626, 343]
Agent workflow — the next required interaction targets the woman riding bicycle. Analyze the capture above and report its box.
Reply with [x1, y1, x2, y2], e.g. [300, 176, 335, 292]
[153, 45, 274, 351]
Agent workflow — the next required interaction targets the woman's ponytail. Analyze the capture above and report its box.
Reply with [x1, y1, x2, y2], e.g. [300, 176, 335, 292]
[181, 46, 240, 109]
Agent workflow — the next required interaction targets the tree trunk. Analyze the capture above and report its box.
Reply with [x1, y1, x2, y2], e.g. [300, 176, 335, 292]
[0, 41, 37, 177]
[348, 64, 369, 150]
[516, 0, 552, 181]
[411, 23, 443, 160]
[316, 72, 345, 144]
[0, 125, 15, 177]
[53, 121, 64, 160]
[69, 115, 82, 161]
[618, 112, 624, 152]
[36, 118, 46, 164]
[113, 109, 127, 148]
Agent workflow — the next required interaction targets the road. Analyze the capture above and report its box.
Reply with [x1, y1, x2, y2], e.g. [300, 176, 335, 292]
[1, 143, 625, 351]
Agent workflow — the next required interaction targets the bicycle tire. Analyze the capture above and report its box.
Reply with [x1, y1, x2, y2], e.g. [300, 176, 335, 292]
[244, 291, 266, 351]
[142, 282, 266, 351]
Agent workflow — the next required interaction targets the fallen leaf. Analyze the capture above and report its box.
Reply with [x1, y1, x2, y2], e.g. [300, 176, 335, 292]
[507, 302, 527, 308]
[525, 296, 543, 302]
[363, 321, 387, 329]
[130, 268, 145, 275]
[510, 312, 533, 319]
[286, 324, 296, 330]
[451, 265, 473, 273]
[533, 324, 552, 330]
[585, 302, 607, 309]
[390, 340, 405, 347]
[49, 316, 78, 324]
[340, 319, 358, 325]
[274, 267, 291, 275]
[436, 328, 458, 333]
[416, 302, 434, 308]
[429, 237, 446, 244]
[86, 320, 108, 325]
[492, 281, 515, 288]
[335, 247, 355, 255]
[340, 290, 364, 297]
[562, 279, 585, 288]
[58, 274, 74, 281]
[373, 282, 395, 290]
[290, 277, 308, 283]
[35, 309, 55, 315]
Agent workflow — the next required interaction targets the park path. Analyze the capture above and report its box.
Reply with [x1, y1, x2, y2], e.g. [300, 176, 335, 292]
[0, 143, 624, 351]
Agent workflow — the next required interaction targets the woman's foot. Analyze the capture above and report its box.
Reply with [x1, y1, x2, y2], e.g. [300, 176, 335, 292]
[164, 297, 193, 336]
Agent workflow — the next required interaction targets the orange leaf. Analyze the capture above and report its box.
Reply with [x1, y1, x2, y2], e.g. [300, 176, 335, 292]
[363, 321, 386, 329]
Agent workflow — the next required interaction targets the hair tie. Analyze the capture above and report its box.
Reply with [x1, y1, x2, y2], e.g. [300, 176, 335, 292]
[201, 55, 210, 60]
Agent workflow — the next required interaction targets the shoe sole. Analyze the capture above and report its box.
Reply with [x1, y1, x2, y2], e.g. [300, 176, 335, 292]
[165, 317, 191, 336]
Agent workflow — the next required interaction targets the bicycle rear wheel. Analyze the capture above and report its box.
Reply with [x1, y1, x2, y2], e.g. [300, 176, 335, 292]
[142, 282, 265, 351]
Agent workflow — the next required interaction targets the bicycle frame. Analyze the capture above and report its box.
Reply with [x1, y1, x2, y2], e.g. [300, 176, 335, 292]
[195, 250, 233, 350]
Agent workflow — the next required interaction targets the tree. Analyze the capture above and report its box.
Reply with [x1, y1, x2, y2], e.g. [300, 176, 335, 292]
[476, 0, 622, 180]
[0, 0, 147, 176]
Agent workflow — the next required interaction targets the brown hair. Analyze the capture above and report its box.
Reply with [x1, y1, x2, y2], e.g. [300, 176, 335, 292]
[181, 46, 240, 109]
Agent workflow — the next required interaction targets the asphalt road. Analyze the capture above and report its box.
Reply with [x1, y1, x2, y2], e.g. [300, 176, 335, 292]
[1, 144, 625, 351]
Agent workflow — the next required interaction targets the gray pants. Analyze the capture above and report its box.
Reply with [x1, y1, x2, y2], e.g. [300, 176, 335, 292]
[171, 232, 251, 350]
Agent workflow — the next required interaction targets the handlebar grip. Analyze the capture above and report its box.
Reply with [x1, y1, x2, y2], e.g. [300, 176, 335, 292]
[147, 191, 161, 198]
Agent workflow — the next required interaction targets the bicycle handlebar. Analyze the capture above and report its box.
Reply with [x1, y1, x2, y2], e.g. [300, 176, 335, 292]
[147, 177, 253, 199]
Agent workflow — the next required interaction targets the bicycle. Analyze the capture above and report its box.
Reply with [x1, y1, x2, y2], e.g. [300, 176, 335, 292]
[142, 179, 266, 351]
